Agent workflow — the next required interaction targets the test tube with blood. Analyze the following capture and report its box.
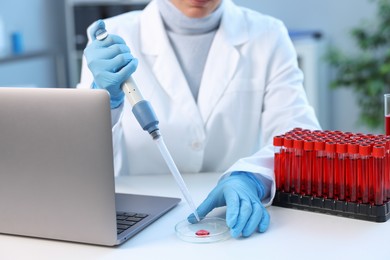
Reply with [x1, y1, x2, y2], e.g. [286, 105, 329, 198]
[324, 142, 336, 199]
[364, 140, 375, 204]
[283, 137, 294, 192]
[386, 93, 390, 135]
[386, 139, 390, 201]
[312, 139, 325, 197]
[335, 142, 347, 200]
[358, 144, 371, 204]
[346, 143, 359, 202]
[371, 146, 385, 205]
[301, 140, 314, 195]
[292, 139, 303, 193]
[273, 136, 284, 191]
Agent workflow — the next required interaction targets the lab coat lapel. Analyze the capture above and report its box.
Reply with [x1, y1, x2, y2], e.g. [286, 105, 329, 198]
[197, 31, 239, 124]
[197, 0, 247, 124]
[139, 1, 196, 107]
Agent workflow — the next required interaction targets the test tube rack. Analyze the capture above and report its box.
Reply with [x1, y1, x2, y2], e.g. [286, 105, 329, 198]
[272, 128, 390, 222]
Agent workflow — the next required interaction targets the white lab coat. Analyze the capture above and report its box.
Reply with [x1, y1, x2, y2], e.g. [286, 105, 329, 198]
[78, 0, 321, 206]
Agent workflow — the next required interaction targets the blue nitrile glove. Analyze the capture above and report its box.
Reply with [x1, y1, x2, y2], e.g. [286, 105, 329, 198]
[188, 172, 270, 238]
[84, 20, 138, 109]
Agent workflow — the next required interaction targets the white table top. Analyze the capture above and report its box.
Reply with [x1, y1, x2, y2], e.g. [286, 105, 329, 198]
[1, 172, 389, 260]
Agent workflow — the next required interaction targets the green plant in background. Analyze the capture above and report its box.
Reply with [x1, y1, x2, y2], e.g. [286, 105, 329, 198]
[326, 0, 390, 130]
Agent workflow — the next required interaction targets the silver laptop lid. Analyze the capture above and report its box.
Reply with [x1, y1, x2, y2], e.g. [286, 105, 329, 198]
[0, 88, 118, 245]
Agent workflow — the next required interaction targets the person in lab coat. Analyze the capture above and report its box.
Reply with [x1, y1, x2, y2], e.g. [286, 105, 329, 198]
[78, 0, 321, 238]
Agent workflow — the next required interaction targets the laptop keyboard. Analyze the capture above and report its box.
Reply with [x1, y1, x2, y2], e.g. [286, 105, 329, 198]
[116, 212, 149, 234]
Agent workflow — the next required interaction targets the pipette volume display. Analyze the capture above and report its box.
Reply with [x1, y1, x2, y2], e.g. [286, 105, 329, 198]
[93, 24, 200, 222]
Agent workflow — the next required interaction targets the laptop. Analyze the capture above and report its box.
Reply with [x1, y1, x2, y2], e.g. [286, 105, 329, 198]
[0, 87, 181, 246]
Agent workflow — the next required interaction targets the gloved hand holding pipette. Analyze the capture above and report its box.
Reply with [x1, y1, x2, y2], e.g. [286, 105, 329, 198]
[84, 20, 137, 109]
[84, 20, 200, 222]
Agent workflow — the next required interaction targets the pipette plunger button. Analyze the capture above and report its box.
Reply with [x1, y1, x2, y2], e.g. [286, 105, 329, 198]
[95, 29, 108, 40]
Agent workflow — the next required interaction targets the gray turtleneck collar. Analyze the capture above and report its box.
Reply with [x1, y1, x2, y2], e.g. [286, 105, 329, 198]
[155, 0, 224, 101]
[156, 0, 223, 34]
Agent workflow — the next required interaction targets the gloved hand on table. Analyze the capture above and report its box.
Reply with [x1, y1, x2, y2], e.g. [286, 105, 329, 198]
[84, 20, 138, 109]
[188, 172, 270, 238]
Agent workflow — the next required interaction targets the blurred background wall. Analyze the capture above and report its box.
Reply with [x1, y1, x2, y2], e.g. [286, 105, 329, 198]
[0, 0, 380, 133]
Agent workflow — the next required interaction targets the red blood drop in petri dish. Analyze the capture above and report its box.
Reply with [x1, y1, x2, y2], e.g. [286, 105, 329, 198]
[195, 229, 210, 236]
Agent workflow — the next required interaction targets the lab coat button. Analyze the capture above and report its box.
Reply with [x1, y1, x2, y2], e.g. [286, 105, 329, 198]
[191, 141, 203, 151]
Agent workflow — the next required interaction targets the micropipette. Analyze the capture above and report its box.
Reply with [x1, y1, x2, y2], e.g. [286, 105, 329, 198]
[94, 25, 200, 222]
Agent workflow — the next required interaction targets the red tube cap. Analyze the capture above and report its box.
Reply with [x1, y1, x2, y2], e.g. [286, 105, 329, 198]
[273, 136, 284, 146]
[314, 140, 325, 151]
[372, 146, 385, 157]
[294, 139, 303, 149]
[284, 138, 294, 148]
[347, 143, 359, 154]
[303, 140, 314, 151]
[359, 144, 371, 156]
[336, 143, 347, 153]
[325, 142, 336, 153]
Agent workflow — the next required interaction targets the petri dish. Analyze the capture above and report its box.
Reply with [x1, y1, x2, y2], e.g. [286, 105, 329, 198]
[175, 217, 230, 243]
